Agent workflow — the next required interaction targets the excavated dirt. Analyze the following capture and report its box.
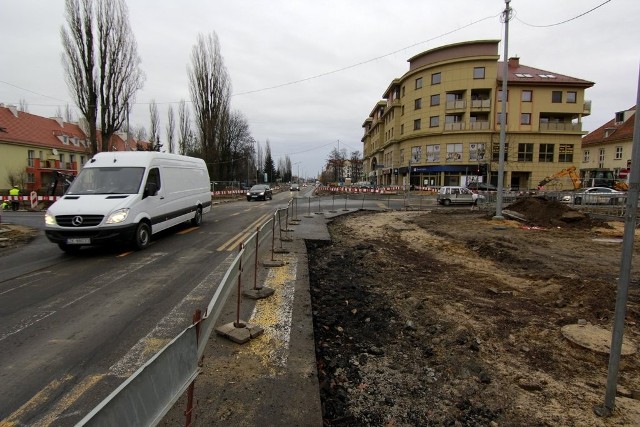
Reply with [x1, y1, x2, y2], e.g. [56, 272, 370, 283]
[307, 199, 640, 426]
[0, 224, 39, 252]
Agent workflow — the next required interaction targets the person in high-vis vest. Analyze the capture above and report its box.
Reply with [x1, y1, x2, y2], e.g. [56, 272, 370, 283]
[9, 185, 20, 211]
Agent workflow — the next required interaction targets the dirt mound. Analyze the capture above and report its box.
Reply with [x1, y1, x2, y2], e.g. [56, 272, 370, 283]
[506, 196, 603, 228]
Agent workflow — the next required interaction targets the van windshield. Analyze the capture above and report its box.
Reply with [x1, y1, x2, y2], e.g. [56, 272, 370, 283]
[67, 167, 145, 195]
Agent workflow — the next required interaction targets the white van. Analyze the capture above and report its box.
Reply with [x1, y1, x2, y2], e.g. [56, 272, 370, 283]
[45, 152, 212, 252]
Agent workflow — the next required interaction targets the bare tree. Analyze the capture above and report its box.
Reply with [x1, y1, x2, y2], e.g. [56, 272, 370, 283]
[166, 104, 175, 154]
[148, 99, 161, 151]
[61, 0, 98, 154]
[61, 0, 144, 155]
[188, 32, 231, 178]
[178, 100, 191, 155]
[96, 0, 144, 152]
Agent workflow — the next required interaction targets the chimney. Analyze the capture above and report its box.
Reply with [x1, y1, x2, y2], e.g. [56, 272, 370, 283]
[508, 57, 520, 68]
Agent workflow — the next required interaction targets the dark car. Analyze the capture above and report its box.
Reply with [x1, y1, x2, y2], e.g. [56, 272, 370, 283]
[466, 182, 497, 192]
[246, 184, 272, 201]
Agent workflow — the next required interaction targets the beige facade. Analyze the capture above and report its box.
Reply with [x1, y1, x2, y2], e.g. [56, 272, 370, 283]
[581, 107, 636, 184]
[362, 40, 594, 191]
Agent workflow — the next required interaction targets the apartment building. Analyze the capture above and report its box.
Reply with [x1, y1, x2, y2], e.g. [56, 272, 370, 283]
[361, 40, 594, 191]
[0, 104, 149, 194]
[581, 106, 636, 184]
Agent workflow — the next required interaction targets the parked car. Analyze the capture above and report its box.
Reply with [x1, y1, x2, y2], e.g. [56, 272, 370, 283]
[567, 187, 625, 205]
[290, 183, 300, 191]
[246, 184, 273, 201]
[437, 186, 484, 206]
[466, 182, 497, 192]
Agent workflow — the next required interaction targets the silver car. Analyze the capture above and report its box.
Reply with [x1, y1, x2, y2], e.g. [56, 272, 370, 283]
[569, 187, 625, 205]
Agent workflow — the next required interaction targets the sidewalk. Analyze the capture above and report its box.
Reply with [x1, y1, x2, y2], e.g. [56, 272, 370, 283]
[162, 210, 334, 426]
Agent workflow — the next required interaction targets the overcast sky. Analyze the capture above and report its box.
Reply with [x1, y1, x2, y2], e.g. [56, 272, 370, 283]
[1, 0, 638, 179]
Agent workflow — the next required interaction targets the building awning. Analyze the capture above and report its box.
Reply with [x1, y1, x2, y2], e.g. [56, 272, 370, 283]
[411, 164, 477, 173]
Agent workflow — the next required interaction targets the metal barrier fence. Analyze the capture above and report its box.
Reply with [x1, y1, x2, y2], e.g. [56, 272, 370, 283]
[77, 199, 297, 427]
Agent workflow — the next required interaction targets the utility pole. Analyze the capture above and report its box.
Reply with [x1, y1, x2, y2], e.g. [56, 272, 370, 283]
[494, 0, 511, 220]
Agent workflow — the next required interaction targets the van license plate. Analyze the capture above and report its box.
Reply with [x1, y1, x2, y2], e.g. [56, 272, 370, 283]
[67, 238, 90, 244]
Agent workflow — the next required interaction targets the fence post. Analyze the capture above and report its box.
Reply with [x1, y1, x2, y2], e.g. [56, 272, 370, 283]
[184, 308, 202, 427]
[329, 194, 337, 213]
[342, 193, 349, 211]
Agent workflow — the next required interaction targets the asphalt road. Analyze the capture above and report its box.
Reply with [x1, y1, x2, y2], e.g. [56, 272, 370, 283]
[0, 189, 443, 425]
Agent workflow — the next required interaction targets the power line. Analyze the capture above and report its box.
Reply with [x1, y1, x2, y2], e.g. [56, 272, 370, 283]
[515, 0, 611, 28]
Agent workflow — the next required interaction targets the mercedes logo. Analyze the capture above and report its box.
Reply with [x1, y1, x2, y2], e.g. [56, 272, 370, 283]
[71, 216, 84, 226]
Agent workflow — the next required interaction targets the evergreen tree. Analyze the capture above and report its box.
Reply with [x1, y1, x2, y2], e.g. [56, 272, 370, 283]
[263, 140, 276, 183]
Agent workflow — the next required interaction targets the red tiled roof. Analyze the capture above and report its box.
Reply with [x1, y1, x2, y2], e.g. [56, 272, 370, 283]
[497, 60, 594, 88]
[582, 107, 636, 146]
[0, 104, 151, 152]
[0, 105, 90, 153]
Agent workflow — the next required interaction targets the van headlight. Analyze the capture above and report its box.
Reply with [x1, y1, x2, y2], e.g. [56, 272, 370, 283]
[44, 211, 56, 225]
[106, 208, 129, 224]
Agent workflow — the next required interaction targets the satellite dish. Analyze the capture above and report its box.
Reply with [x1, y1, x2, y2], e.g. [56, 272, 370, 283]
[52, 148, 59, 155]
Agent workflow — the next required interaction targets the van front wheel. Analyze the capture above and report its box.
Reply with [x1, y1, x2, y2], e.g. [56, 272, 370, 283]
[191, 207, 203, 226]
[133, 222, 151, 250]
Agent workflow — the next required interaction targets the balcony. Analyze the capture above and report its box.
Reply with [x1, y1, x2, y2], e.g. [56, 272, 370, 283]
[445, 100, 466, 110]
[470, 99, 491, 110]
[469, 121, 490, 130]
[583, 100, 592, 116]
[444, 122, 466, 131]
[539, 122, 582, 132]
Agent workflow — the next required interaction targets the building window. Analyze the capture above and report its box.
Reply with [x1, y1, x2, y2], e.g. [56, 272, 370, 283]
[400, 124, 404, 134]
[28, 150, 35, 167]
[69, 154, 76, 165]
[497, 113, 508, 125]
[583, 150, 590, 163]
[402, 86, 405, 97]
[518, 143, 534, 162]
[539, 144, 555, 162]
[446, 143, 463, 161]
[551, 91, 562, 103]
[498, 89, 508, 102]
[431, 72, 441, 85]
[429, 116, 439, 127]
[401, 105, 405, 115]
[521, 90, 532, 102]
[615, 146, 623, 160]
[567, 91, 577, 103]
[27, 173, 35, 183]
[414, 119, 421, 130]
[473, 67, 485, 79]
[520, 113, 531, 125]
[415, 98, 422, 110]
[426, 144, 440, 162]
[415, 77, 423, 89]
[469, 143, 486, 161]
[492, 142, 508, 162]
[559, 144, 574, 162]
[430, 94, 440, 106]
[599, 148, 605, 164]
[410, 146, 422, 163]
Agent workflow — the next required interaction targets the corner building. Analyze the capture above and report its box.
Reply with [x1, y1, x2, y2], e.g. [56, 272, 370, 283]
[362, 40, 594, 191]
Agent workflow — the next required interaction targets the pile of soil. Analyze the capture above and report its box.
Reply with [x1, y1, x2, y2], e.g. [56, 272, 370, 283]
[506, 196, 604, 228]
[307, 209, 640, 426]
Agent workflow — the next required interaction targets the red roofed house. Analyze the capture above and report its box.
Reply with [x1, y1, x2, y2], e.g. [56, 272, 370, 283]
[581, 106, 636, 183]
[0, 103, 149, 195]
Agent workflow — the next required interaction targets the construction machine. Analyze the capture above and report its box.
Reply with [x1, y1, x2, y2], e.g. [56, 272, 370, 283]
[538, 166, 581, 190]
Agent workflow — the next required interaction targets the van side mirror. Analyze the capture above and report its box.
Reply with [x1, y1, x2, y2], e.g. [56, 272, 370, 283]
[144, 182, 158, 198]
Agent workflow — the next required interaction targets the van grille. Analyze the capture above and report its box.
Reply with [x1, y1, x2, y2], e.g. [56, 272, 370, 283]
[56, 215, 104, 227]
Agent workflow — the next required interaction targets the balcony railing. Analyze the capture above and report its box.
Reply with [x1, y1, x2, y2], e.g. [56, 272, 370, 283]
[539, 122, 582, 132]
[445, 100, 466, 110]
[469, 121, 490, 130]
[470, 99, 491, 109]
[444, 122, 466, 131]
